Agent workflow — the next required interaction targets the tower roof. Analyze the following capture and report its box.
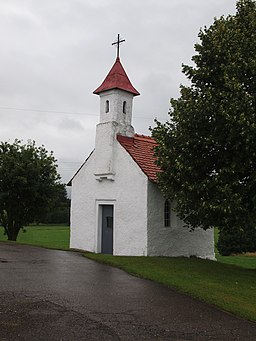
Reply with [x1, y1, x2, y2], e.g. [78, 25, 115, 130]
[93, 57, 140, 96]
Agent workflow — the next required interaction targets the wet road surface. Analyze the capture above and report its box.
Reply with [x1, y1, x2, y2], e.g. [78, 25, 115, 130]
[0, 243, 255, 340]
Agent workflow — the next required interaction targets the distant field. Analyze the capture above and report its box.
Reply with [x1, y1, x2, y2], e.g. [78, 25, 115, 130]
[0, 225, 70, 250]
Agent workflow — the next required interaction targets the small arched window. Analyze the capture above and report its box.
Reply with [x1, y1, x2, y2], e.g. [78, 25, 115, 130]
[105, 100, 109, 113]
[123, 101, 127, 114]
[164, 200, 170, 227]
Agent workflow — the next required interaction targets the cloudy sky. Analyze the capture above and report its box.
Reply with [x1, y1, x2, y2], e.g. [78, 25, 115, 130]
[0, 0, 236, 183]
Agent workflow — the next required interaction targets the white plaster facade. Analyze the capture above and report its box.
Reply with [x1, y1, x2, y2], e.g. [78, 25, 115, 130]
[70, 141, 148, 255]
[69, 57, 215, 259]
[147, 182, 215, 258]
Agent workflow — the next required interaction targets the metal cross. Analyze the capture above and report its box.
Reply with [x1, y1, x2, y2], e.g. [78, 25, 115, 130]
[112, 34, 125, 59]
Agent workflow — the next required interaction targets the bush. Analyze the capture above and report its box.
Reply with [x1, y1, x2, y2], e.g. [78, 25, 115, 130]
[217, 226, 256, 255]
[41, 207, 70, 225]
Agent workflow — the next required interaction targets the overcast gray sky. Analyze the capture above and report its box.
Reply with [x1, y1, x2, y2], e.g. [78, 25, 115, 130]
[0, 0, 236, 183]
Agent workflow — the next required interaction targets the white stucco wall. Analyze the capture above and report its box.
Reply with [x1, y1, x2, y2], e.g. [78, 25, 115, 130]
[70, 142, 148, 256]
[99, 89, 134, 127]
[147, 181, 215, 260]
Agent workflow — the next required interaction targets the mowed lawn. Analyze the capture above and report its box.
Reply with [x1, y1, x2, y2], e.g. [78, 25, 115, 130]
[85, 252, 256, 321]
[0, 225, 69, 250]
[0, 225, 255, 321]
[214, 228, 256, 269]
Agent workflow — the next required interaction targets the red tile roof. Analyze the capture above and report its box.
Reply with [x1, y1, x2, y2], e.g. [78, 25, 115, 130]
[93, 57, 140, 96]
[117, 134, 161, 182]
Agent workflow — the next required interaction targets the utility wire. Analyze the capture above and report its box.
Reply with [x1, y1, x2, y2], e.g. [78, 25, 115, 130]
[0, 105, 167, 120]
[0, 106, 95, 116]
[0, 107, 168, 165]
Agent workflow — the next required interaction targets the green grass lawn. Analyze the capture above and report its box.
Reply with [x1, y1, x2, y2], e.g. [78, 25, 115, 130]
[214, 228, 256, 269]
[84, 252, 256, 321]
[0, 225, 70, 250]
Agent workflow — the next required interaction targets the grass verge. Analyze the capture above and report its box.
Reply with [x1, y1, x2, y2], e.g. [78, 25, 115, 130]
[214, 228, 256, 269]
[0, 225, 70, 250]
[84, 252, 256, 322]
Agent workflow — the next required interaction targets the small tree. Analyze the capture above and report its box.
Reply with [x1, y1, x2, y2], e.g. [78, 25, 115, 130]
[152, 0, 256, 254]
[0, 139, 63, 241]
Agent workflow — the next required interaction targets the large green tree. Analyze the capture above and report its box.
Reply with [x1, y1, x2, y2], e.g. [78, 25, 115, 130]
[0, 139, 63, 240]
[152, 0, 256, 250]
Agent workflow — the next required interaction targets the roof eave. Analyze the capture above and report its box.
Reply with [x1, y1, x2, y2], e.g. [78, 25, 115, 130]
[66, 150, 94, 186]
[93, 86, 140, 96]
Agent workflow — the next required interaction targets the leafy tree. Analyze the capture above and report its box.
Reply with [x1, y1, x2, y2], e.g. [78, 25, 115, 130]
[0, 139, 63, 240]
[40, 185, 70, 225]
[152, 0, 256, 253]
[217, 225, 256, 255]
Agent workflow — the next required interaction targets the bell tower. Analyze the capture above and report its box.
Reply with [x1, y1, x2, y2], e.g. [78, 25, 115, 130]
[93, 56, 139, 136]
[93, 35, 139, 180]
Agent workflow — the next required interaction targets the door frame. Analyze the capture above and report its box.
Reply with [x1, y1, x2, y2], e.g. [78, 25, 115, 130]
[95, 200, 115, 254]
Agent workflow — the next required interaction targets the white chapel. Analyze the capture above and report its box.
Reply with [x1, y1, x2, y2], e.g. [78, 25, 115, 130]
[68, 39, 215, 259]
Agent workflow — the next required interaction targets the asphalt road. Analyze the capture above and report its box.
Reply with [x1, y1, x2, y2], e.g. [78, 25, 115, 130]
[0, 243, 255, 341]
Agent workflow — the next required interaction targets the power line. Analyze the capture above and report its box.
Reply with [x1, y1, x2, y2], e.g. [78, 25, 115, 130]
[0, 106, 96, 116]
[0, 105, 167, 120]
